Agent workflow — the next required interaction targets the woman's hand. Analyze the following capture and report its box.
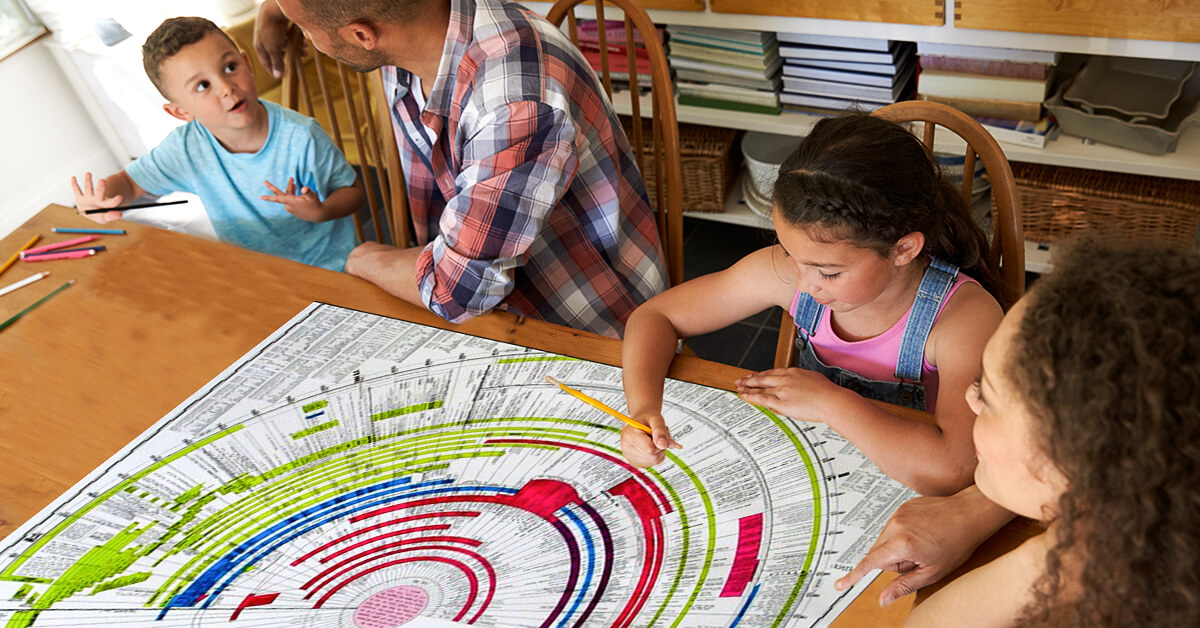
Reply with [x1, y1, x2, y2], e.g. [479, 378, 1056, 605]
[834, 486, 1015, 606]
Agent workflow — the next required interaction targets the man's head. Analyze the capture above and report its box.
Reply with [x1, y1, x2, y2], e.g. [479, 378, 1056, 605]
[274, 0, 429, 72]
[143, 17, 261, 133]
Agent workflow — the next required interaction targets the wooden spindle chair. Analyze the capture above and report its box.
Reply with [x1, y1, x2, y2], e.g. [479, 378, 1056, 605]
[280, 34, 411, 248]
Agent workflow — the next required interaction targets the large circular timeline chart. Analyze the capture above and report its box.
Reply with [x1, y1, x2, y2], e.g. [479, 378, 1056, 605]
[0, 304, 910, 627]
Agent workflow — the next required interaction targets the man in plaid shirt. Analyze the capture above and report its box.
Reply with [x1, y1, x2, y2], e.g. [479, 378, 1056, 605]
[257, 0, 667, 337]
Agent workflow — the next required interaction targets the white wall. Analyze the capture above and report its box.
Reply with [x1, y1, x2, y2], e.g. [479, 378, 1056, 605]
[0, 37, 121, 237]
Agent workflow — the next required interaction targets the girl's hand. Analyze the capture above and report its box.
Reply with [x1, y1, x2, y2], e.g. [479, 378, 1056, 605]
[70, 173, 123, 223]
[619, 413, 679, 468]
[262, 178, 324, 221]
[735, 367, 841, 421]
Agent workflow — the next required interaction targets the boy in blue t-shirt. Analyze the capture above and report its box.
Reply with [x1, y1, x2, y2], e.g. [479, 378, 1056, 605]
[71, 16, 363, 272]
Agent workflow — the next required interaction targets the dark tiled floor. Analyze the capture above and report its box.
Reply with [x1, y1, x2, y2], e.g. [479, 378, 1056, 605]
[679, 217, 783, 373]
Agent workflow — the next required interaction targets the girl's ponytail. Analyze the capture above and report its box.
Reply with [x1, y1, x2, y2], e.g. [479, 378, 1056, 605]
[929, 173, 1007, 306]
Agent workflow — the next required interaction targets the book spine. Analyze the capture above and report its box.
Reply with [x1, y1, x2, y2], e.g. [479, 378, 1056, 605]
[981, 124, 1048, 149]
[918, 72, 1046, 103]
[670, 43, 776, 69]
[919, 56, 1049, 80]
[919, 94, 1043, 121]
[679, 94, 781, 115]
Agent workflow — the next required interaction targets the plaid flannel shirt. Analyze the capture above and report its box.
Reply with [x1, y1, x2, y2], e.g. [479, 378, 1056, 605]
[383, 0, 667, 338]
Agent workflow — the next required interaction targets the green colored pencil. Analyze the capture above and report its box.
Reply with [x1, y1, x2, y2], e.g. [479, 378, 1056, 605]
[0, 279, 75, 332]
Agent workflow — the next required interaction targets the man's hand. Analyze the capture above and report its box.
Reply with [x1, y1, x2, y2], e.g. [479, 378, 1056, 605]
[253, 0, 293, 79]
[262, 178, 324, 221]
[834, 487, 1015, 607]
[71, 173, 123, 223]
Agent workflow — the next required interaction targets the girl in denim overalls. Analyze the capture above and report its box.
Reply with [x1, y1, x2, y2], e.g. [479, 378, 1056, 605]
[619, 113, 1005, 496]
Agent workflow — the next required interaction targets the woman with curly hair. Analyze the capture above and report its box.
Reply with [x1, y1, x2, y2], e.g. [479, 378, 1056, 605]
[835, 237, 1200, 626]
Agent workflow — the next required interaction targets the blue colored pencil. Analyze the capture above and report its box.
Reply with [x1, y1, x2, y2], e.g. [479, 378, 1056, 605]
[52, 227, 126, 235]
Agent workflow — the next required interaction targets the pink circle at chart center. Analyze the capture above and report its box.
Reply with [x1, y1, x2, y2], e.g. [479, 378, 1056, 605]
[353, 586, 430, 628]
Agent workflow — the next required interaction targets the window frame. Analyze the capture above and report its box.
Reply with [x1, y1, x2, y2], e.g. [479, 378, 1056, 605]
[0, 0, 47, 62]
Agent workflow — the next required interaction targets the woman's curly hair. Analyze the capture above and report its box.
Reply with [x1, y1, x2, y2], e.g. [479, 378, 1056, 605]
[1008, 236, 1200, 626]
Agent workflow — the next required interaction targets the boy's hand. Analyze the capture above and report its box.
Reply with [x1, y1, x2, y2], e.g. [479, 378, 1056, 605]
[619, 413, 679, 468]
[735, 367, 842, 421]
[262, 178, 324, 221]
[71, 173, 123, 223]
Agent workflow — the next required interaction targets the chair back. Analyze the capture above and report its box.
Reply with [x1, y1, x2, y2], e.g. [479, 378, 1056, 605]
[281, 34, 411, 248]
[773, 101, 1025, 368]
[544, 0, 685, 286]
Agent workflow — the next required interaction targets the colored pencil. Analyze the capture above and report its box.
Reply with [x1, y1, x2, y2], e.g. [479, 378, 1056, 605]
[24, 246, 106, 257]
[545, 375, 653, 435]
[0, 272, 48, 297]
[82, 199, 187, 214]
[21, 236, 99, 258]
[0, 235, 40, 277]
[52, 227, 126, 235]
[0, 279, 75, 332]
[22, 249, 97, 262]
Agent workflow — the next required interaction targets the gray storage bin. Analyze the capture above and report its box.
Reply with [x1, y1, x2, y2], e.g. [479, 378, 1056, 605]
[1046, 68, 1200, 155]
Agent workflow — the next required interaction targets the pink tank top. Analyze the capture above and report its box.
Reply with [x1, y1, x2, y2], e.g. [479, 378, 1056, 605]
[789, 273, 977, 412]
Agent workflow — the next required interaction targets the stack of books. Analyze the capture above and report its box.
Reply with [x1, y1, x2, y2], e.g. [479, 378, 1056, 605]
[776, 34, 917, 113]
[576, 20, 665, 93]
[667, 25, 782, 115]
[916, 43, 1059, 149]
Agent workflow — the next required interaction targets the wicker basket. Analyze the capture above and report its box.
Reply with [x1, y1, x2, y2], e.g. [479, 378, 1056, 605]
[621, 116, 741, 212]
[995, 162, 1200, 247]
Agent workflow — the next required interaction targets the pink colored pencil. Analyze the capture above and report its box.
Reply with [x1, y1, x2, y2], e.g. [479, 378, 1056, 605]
[20, 236, 99, 258]
[22, 249, 97, 262]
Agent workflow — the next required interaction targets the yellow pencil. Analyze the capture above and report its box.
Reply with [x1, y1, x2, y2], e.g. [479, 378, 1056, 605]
[545, 375, 653, 435]
[0, 235, 40, 278]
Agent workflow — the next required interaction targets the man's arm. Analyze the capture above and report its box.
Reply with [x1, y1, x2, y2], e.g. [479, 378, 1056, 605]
[345, 242, 423, 304]
[253, 0, 291, 79]
[386, 100, 578, 323]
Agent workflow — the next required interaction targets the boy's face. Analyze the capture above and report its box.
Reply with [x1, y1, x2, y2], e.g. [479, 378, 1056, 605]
[159, 31, 260, 132]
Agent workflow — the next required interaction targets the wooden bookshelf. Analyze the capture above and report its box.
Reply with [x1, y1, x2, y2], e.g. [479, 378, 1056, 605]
[709, 0, 944, 26]
[609, 90, 1200, 182]
[956, 0, 1200, 44]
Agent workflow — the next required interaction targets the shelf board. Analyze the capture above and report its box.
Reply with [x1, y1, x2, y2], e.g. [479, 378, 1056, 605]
[523, 2, 1200, 62]
[610, 91, 1200, 181]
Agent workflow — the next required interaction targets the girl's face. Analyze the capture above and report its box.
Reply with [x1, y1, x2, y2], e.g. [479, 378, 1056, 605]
[772, 210, 915, 314]
[969, 297, 1069, 521]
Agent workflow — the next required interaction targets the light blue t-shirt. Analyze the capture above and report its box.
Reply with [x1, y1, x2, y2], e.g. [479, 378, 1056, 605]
[126, 100, 359, 271]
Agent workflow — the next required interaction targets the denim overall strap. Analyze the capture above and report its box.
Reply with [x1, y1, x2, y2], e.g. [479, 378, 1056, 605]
[792, 291, 825, 347]
[894, 257, 960, 382]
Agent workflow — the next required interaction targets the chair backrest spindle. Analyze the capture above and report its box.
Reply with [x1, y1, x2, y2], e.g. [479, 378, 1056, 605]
[545, 0, 684, 286]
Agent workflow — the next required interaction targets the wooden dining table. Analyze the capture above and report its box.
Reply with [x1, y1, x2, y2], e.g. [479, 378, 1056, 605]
[0, 204, 1034, 626]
